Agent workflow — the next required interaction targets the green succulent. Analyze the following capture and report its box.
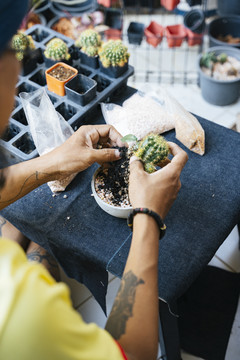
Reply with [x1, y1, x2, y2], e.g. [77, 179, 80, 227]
[75, 29, 101, 49]
[99, 40, 130, 68]
[11, 32, 36, 61]
[200, 51, 228, 70]
[82, 45, 99, 57]
[44, 37, 71, 61]
[122, 133, 169, 174]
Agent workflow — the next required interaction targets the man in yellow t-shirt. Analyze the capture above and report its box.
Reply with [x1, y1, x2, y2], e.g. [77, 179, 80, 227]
[0, 239, 126, 360]
[0, 1, 188, 359]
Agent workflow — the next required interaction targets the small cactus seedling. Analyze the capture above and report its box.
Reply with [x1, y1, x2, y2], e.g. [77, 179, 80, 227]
[122, 133, 169, 173]
[98, 40, 129, 68]
[44, 38, 71, 61]
[11, 31, 36, 61]
[75, 29, 101, 56]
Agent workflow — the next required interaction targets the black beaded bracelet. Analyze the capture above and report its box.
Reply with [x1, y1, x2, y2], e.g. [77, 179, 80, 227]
[127, 208, 166, 240]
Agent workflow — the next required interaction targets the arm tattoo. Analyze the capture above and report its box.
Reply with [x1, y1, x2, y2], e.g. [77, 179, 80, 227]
[27, 249, 58, 269]
[105, 270, 144, 340]
[0, 171, 50, 204]
[0, 216, 6, 236]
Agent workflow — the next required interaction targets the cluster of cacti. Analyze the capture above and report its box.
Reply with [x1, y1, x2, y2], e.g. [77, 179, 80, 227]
[122, 133, 169, 173]
[200, 51, 227, 70]
[11, 32, 36, 61]
[98, 40, 129, 68]
[44, 37, 71, 61]
[75, 29, 101, 57]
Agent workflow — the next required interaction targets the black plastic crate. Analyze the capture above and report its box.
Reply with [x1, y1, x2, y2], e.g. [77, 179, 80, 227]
[3, 24, 134, 164]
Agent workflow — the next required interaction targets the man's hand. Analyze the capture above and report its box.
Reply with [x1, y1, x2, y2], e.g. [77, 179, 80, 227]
[129, 142, 188, 219]
[45, 124, 124, 179]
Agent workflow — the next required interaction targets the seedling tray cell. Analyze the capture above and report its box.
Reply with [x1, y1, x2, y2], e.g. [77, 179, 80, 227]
[11, 108, 28, 126]
[2, 122, 22, 142]
[29, 68, 47, 86]
[12, 132, 36, 155]
[2, 24, 134, 165]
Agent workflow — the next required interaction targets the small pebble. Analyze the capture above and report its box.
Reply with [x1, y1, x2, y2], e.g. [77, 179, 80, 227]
[67, 216, 71, 220]
[63, 194, 68, 199]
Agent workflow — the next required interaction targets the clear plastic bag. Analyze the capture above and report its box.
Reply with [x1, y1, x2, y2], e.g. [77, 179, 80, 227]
[20, 88, 77, 192]
[101, 91, 175, 140]
[101, 89, 205, 155]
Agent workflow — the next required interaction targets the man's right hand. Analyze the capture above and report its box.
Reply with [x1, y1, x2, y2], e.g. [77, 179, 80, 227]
[129, 141, 188, 219]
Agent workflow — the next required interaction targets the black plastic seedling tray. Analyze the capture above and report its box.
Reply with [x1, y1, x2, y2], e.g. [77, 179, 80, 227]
[1, 24, 134, 165]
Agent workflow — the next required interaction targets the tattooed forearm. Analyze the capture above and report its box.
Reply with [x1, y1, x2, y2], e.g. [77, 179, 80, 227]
[0, 170, 52, 207]
[27, 249, 58, 268]
[0, 216, 6, 236]
[105, 270, 144, 340]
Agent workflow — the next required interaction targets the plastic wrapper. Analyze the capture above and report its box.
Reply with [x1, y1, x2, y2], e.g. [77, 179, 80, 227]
[101, 89, 205, 155]
[20, 88, 77, 193]
[162, 90, 205, 155]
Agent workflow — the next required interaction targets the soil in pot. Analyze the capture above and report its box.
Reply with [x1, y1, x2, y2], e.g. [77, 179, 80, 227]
[95, 146, 131, 207]
[48, 65, 76, 81]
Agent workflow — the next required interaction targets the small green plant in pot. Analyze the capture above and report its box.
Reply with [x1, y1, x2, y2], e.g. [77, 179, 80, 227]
[122, 133, 169, 173]
[44, 37, 71, 67]
[11, 31, 41, 75]
[98, 39, 130, 78]
[75, 29, 102, 69]
[12, 31, 36, 61]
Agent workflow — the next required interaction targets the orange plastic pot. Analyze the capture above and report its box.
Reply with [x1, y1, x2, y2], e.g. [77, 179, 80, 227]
[144, 21, 164, 47]
[186, 28, 204, 46]
[105, 28, 122, 40]
[165, 24, 187, 48]
[45, 62, 78, 96]
[161, 0, 180, 11]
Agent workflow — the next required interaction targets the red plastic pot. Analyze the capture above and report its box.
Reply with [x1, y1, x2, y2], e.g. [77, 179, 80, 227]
[186, 28, 203, 46]
[165, 24, 187, 47]
[105, 28, 122, 40]
[97, 0, 118, 7]
[144, 21, 164, 48]
[161, 0, 180, 11]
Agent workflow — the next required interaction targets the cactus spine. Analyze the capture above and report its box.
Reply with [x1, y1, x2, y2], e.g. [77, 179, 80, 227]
[75, 29, 101, 57]
[44, 37, 71, 61]
[134, 133, 169, 173]
[11, 32, 35, 61]
[99, 40, 129, 68]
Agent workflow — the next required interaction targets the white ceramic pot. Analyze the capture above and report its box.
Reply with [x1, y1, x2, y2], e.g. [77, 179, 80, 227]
[91, 167, 132, 219]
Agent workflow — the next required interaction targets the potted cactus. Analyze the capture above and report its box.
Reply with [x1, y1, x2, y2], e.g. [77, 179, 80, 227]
[122, 133, 169, 173]
[75, 29, 102, 69]
[11, 31, 42, 75]
[43, 37, 72, 68]
[98, 40, 130, 78]
[92, 132, 169, 218]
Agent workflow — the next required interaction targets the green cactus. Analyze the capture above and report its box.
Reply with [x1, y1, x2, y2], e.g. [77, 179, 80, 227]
[99, 40, 130, 68]
[122, 133, 169, 174]
[82, 45, 99, 57]
[75, 29, 101, 50]
[11, 32, 36, 61]
[44, 37, 71, 61]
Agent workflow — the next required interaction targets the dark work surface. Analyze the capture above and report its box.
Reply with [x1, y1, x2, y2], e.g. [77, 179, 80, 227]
[1, 86, 240, 313]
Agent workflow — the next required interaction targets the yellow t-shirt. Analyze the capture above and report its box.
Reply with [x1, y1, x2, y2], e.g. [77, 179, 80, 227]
[0, 239, 126, 360]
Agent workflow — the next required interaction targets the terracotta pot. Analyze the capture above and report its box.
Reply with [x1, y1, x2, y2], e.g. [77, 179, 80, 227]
[165, 24, 187, 47]
[97, 0, 119, 7]
[144, 21, 164, 47]
[104, 28, 122, 40]
[186, 28, 203, 46]
[161, 0, 180, 11]
[45, 62, 78, 96]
